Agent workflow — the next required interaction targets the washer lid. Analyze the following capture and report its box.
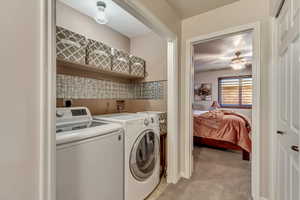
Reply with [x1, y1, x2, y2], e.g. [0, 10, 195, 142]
[56, 122, 123, 145]
[56, 121, 108, 133]
[93, 113, 147, 122]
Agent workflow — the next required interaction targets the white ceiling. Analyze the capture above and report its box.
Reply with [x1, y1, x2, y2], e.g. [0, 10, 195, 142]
[59, 0, 151, 38]
[193, 31, 253, 72]
[166, 0, 240, 19]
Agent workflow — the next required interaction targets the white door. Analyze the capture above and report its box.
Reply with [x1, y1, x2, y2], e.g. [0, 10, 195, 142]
[275, 0, 300, 199]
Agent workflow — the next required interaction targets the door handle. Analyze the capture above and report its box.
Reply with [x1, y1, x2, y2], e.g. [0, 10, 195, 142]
[291, 145, 299, 152]
[276, 130, 285, 135]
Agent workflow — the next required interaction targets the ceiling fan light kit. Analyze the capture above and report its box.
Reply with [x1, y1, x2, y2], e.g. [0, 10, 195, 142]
[230, 51, 247, 70]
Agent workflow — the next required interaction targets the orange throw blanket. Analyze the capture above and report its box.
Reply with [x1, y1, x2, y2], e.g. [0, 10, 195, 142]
[194, 110, 252, 152]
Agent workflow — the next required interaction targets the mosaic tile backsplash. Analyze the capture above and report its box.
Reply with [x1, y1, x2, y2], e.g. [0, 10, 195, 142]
[57, 74, 166, 100]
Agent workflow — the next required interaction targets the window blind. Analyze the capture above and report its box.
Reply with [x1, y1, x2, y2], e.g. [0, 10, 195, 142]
[218, 76, 252, 108]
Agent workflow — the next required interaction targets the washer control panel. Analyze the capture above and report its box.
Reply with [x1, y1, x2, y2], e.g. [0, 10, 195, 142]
[56, 107, 92, 125]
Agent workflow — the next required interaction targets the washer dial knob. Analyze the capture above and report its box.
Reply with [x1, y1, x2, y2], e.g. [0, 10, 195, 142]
[56, 111, 64, 118]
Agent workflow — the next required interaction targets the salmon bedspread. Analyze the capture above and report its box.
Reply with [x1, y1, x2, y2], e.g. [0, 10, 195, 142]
[193, 110, 252, 152]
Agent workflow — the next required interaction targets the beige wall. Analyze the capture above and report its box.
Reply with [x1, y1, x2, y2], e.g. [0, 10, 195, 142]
[130, 32, 168, 112]
[1, 0, 274, 198]
[57, 99, 168, 114]
[133, 0, 181, 36]
[56, 4, 169, 112]
[194, 68, 252, 120]
[130, 32, 168, 82]
[0, 0, 41, 199]
[180, 0, 271, 198]
[56, 1, 130, 53]
[270, 0, 282, 16]
[57, 2, 169, 82]
[0, 1, 175, 199]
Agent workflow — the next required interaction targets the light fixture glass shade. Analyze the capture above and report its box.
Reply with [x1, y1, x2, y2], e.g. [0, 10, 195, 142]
[231, 63, 245, 70]
[95, 9, 108, 24]
[95, 1, 108, 24]
[210, 101, 220, 110]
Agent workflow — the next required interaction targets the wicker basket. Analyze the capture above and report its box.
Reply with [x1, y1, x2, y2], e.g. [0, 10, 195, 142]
[56, 26, 87, 64]
[112, 49, 130, 74]
[130, 56, 145, 78]
[87, 39, 112, 71]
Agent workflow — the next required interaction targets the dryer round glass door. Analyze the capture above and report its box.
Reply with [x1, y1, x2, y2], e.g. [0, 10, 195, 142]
[130, 130, 159, 181]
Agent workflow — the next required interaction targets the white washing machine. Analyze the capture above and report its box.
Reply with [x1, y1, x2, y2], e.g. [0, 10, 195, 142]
[93, 113, 160, 200]
[56, 107, 124, 200]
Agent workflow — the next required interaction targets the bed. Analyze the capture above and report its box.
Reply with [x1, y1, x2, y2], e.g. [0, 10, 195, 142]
[193, 110, 251, 161]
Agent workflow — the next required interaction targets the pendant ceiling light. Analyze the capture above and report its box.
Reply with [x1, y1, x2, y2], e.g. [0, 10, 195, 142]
[95, 1, 108, 24]
[230, 51, 247, 70]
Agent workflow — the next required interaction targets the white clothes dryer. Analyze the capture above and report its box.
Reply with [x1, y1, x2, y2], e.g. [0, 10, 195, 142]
[93, 113, 160, 200]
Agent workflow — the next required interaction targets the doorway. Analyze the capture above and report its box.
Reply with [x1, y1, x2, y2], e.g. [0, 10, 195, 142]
[40, 0, 179, 199]
[184, 23, 261, 199]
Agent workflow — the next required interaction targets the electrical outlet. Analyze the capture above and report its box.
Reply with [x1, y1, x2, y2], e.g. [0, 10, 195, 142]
[63, 99, 72, 107]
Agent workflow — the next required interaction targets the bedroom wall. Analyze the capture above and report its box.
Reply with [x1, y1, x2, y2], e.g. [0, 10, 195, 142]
[180, 0, 271, 198]
[194, 67, 252, 120]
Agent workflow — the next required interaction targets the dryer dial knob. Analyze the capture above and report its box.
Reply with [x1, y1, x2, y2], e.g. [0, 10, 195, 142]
[151, 117, 154, 123]
[144, 119, 150, 126]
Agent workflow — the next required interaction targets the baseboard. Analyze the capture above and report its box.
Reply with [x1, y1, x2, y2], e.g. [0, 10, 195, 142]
[167, 171, 181, 184]
[260, 197, 268, 200]
[180, 171, 191, 179]
[180, 171, 186, 178]
[174, 173, 181, 183]
[250, 196, 267, 200]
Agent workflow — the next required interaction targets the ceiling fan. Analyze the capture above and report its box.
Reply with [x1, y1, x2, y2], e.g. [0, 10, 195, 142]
[230, 51, 251, 70]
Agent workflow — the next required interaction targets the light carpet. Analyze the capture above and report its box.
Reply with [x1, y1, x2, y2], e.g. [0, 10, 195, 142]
[155, 146, 251, 200]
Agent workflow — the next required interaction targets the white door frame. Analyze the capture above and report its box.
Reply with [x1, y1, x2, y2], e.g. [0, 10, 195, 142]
[184, 22, 261, 200]
[269, 17, 277, 200]
[39, 0, 56, 200]
[113, 1, 180, 184]
[269, 2, 287, 199]
[39, 0, 180, 200]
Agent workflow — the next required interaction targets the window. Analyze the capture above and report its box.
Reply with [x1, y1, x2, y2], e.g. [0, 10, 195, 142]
[218, 75, 252, 109]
